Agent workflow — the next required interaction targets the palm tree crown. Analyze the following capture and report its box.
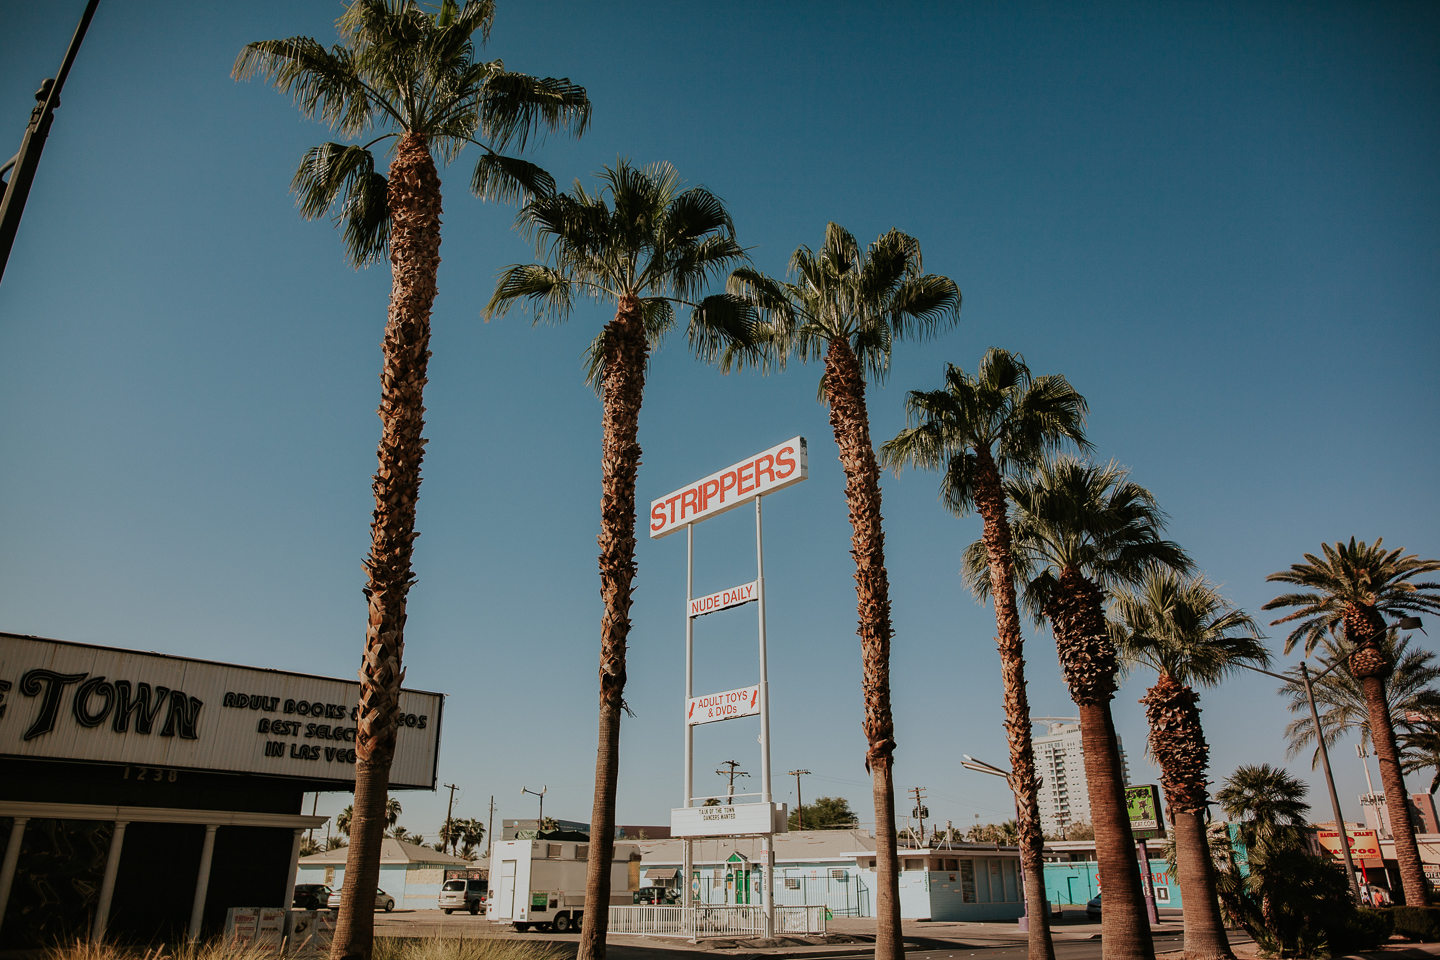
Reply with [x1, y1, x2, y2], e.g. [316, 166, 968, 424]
[234, 0, 590, 266]
[1215, 764, 1310, 850]
[486, 159, 759, 375]
[880, 348, 1089, 513]
[727, 222, 960, 382]
[1281, 630, 1440, 761]
[1263, 537, 1440, 656]
[1113, 570, 1270, 688]
[965, 456, 1191, 625]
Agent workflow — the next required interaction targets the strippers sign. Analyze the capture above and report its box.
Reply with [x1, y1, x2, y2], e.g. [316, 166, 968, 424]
[688, 581, 757, 618]
[687, 684, 760, 726]
[649, 438, 807, 538]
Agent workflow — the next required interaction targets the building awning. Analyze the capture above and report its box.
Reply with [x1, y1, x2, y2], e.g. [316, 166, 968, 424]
[645, 868, 678, 880]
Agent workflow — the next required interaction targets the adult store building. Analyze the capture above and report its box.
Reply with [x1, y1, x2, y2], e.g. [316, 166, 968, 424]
[0, 633, 443, 948]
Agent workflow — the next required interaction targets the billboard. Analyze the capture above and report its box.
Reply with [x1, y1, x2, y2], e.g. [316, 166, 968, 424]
[688, 581, 758, 619]
[1316, 828, 1383, 867]
[649, 437, 807, 538]
[0, 633, 442, 788]
[670, 802, 787, 837]
[1126, 784, 1166, 840]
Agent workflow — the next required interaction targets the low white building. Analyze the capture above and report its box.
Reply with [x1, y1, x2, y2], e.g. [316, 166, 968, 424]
[296, 839, 472, 910]
[634, 830, 1023, 922]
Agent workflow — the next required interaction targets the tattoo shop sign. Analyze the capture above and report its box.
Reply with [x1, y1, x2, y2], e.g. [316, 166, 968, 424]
[0, 633, 442, 788]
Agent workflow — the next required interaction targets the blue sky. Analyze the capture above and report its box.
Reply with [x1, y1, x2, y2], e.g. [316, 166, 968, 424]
[2, 0, 1436, 843]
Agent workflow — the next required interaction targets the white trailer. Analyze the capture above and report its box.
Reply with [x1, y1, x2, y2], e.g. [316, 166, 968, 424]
[486, 839, 640, 932]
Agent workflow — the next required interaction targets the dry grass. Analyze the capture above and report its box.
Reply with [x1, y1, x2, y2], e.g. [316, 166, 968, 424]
[34, 934, 565, 960]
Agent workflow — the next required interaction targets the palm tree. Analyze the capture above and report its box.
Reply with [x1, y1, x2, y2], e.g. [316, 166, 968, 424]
[235, 6, 587, 959]
[967, 456, 1189, 960]
[336, 804, 353, 837]
[1112, 571, 1270, 960]
[881, 349, 1088, 960]
[1215, 763, 1311, 935]
[384, 796, 402, 831]
[727, 223, 960, 960]
[1281, 631, 1440, 764]
[1264, 538, 1440, 905]
[1402, 726, 1440, 797]
[486, 160, 757, 960]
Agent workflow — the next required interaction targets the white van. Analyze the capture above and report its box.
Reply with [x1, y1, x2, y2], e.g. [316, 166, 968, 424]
[486, 839, 639, 932]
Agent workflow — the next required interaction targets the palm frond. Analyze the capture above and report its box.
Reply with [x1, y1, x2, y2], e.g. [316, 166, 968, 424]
[481, 72, 591, 151]
[470, 151, 556, 203]
[485, 263, 573, 323]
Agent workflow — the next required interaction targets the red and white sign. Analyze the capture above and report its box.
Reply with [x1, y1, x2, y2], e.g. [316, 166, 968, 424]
[649, 437, 808, 538]
[687, 685, 761, 726]
[1317, 828, 1384, 866]
[688, 581, 758, 619]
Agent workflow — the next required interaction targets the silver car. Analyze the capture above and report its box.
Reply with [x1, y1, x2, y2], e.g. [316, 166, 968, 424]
[327, 887, 396, 912]
[439, 878, 486, 915]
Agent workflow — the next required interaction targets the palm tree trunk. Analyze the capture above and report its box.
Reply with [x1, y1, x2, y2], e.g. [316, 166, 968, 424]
[330, 132, 440, 960]
[1050, 569, 1154, 960]
[1139, 674, 1231, 960]
[577, 295, 648, 960]
[973, 446, 1053, 960]
[824, 338, 903, 960]
[1361, 673, 1428, 905]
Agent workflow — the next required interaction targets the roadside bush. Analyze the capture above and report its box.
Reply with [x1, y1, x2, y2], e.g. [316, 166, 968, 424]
[373, 937, 569, 960]
[1390, 905, 1440, 942]
[1327, 908, 1394, 953]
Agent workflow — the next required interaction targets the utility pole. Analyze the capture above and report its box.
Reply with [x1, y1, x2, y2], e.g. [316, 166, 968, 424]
[521, 785, 547, 827]
[308, 792, 320, 845]
[443, 783, 459, 856]
[487, 795, 495, 861]
[0, 0, 101, 286]
[788, 770, 810, 829]
[716, 760, 749, 804]
[909, 786, 928, 847]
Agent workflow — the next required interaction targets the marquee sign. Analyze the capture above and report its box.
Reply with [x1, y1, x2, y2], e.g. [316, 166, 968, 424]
[649, 438, 807, 538]
[0, 633, 442, 788]
[686, 684, 760, 725]
[670, 802, 787, 837]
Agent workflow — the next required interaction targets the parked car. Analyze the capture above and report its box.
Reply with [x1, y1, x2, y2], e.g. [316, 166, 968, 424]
[327, 887, 396, 912]
[439, 878, 487, 915]
[633, 887, 675, 905]
[293, 884, 332, 910]
[1086, 893, 1101, 920]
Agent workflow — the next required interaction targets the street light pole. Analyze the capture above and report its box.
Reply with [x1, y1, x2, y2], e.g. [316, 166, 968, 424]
[962, 754, 1039, 932]
[0, 0, 101, 285]
[1237, 656, 1360, 901]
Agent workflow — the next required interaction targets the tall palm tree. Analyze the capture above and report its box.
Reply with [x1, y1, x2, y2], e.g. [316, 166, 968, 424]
[880, 349, 1089, 960]
[1281, 631, 1440, 764]
[235, 6, 587, 958]
[967, 456, 1189, 960]
[726, 223, 960, 960]
[1264, 538, 1440, 906]
[1111, 571, 1270, 960]
[487, 160, 758, 960]
[1401, 726, 1440, 797]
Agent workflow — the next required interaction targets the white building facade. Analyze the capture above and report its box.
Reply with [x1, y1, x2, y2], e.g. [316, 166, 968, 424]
[1032, 718, 1130, 837]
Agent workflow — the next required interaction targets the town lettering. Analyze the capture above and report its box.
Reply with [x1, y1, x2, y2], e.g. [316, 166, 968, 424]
[19, 669, 202, 741]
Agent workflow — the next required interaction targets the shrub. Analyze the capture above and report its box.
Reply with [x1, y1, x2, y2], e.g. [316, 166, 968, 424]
[1390, 905, 1440, 942]
[1328, 908, 1394, 953]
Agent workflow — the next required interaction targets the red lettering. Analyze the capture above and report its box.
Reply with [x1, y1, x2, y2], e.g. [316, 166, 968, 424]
[755, 455, 775, 484]
[651, 502, 666, 532]
[737, 463, 755, 494]
[719, 471, 738, 503]
[666, 493, 682, 524]
[775, 446, 796, 478]
[700, 479, 720, 510]
[680, 489, 699, 519]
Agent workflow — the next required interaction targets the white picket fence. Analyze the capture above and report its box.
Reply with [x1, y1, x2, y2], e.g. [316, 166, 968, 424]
[607, 904, 826, 939]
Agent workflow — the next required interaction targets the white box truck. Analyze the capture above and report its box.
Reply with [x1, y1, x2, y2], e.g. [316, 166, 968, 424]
[487, 839, 640, 932]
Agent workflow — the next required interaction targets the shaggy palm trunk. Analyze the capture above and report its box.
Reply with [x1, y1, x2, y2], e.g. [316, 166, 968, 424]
[824, 339, 903, 960]
[330, 134, 441, 960]
[973, 446, 1053, 960]
[1049, 568, 1154, 960]
[1139, 674, 1231, 960]
[577, 295, 648, 960]
[1344, 603, 1428, 907]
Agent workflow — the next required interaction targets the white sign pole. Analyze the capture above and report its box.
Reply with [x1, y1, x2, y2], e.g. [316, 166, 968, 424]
[683, 523, 695, 907]
[756, 496, 775, 940]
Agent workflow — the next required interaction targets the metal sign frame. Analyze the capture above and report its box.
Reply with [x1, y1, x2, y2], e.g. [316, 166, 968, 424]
[663, 438, 806, 940]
